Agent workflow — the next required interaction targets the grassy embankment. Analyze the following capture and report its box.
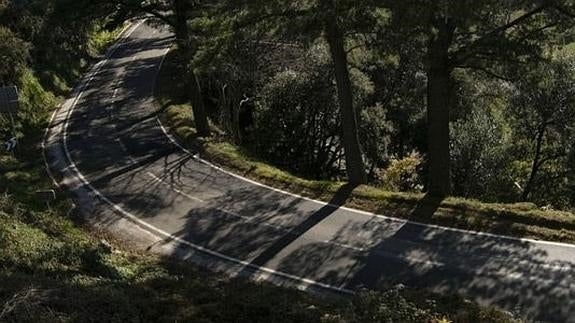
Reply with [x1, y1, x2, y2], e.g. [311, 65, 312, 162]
[157, 49, 575, 244]
[0, 24, 516, 322]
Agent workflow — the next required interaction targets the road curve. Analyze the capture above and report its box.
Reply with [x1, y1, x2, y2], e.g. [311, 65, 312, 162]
[44, 21, 575, 321]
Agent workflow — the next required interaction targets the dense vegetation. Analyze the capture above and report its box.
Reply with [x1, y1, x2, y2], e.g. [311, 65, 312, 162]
[131, 0, 575, 211]
[0, 0, 523, 321]
[158, 50, 575, 244]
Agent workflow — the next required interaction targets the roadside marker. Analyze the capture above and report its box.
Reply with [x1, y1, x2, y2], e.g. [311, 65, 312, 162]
[4, 137, 16, 152]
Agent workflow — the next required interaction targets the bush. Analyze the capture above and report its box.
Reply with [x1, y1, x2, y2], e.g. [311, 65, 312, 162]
[360, 104, 394, 178]
[351, 289, 437, 322]
[0, 26, 29, 85]
[380, 151, 423, 192]
[450, 106, 515, 201]
[251, 46, 341, 179]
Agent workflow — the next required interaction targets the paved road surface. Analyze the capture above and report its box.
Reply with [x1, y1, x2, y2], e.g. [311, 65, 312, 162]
[44, 21, 575, 322]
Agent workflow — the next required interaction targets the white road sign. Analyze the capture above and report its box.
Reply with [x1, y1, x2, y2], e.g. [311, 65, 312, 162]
[4, 137, 16, 151]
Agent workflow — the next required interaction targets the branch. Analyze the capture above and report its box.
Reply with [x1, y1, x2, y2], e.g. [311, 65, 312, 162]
[232, 9, 309, 31]
[144, 9, 173, 26]
[516, 21, 560, 43]
[454, 63, 514, 81]
[116, 0, 173, 26]
[453, 4, 551, 64]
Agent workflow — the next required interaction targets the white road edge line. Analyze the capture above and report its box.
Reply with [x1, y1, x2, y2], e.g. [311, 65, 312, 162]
[145, 171, 292, 233]
[43, 18, 575, 299]
[46, 20, 354, 295]
[156, 118, 575, 250]
[42, 21, 134, 188]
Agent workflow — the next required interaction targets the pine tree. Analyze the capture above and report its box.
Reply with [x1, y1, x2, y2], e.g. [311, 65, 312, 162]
[118, 0, 211, 136]
[387, 0, 575, 196]
[220, 0, 387, 184]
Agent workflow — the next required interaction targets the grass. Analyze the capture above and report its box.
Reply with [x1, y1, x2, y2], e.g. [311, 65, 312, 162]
[157, 49, 575, 244]
[0, 153, 517, 322]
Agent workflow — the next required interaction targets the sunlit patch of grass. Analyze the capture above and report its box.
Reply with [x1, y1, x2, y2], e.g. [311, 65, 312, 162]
[88, 22, 129, 57]
[189, 134, 575, 242]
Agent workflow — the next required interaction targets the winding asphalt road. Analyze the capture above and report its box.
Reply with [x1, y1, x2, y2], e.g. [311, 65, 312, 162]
[44, 21, 575, 322]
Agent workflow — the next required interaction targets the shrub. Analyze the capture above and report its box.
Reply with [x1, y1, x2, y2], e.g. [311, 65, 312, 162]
[380, 151, 423, 192]
[360, 104, 394, 179]
[251, 46, 341, 179]
[0, 26, 29, 85]
[450, 106, 515, 201]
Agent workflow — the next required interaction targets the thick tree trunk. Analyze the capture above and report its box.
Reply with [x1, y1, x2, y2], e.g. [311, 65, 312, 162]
[325, 17, 366, 184]
[522, 125, 546, 201]
[173, 0, 210, 137]
[426, 20, 454, 197]
[173, 0, 189, 49]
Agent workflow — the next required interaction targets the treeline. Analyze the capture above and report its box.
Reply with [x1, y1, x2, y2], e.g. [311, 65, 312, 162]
[133, 0, 575, 210]
[3, 0, 575, 211]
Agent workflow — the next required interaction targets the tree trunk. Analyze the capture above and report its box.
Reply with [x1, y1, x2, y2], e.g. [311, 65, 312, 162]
[324, 16, 366, 184]
[173, 0, 189, 49]
[189, 70, 210, 136]
[426, 20, 455, 197]
[173, 0, 210, 137]
[568, 144, 575, 205]
[522, 125, 546, 201]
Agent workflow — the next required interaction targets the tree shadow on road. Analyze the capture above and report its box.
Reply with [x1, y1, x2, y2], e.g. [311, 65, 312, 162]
[243, 183, 358, 269]
[408, 193, 444, 221]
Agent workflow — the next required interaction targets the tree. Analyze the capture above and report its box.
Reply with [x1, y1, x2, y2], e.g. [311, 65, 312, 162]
[0, 26, 29, 85]
[510, 58, 575, 202]
[387, 0, 575, 196]
[360, 104, 393, 180]
[320, 0, 367, 183]
[118, 0, 211, 136]
[450, 98, 513, 201]
[173, 0, 210, 136]
[221, 0, 389, 183]
[252, 49, 342, 179]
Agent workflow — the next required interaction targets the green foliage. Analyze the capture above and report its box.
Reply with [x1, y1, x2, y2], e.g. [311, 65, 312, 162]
[17, 70, 57, 133]
[252, 45, 341, 179]
[368, 48, 427, 160]
[0, 26, 29, 85]
[352, 289, 434, 322]
[451, 105, 515, 201]
[379, 151, 423, 192]
[359, 104, 393, 174]
[87, 22, 126, 57]
[509, 57, 575, 207]
[569, 146, 575, 208]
